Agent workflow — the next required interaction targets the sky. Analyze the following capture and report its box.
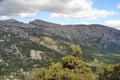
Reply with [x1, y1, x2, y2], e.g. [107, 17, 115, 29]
[0, 0, 120, 29]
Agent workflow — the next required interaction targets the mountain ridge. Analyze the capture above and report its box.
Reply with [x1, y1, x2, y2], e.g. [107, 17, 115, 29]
[1, 19, 118, 30]
[1, 19, 120, 53]
[29, 19, 120, 52]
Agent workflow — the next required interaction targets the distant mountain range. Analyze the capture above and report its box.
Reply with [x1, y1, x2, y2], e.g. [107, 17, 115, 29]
[0, 19, 120, 79]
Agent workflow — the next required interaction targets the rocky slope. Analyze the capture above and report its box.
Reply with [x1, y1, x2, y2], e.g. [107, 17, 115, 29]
[30, 20, 120, 53]
[1, 19, 120, 52]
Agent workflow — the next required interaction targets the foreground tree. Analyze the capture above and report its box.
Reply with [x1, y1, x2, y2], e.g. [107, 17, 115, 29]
[99, 64, 120, 80]
[29, 55, 96, 80]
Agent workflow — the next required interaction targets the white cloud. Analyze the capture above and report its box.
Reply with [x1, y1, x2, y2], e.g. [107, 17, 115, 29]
[105, 20, 120, 30]
[19, 13, 36, 18]
[117, 4, 120, 9]
[0, 16, 11, 20]
[0, 0, 117, 20]
[80, 22, 91, 25]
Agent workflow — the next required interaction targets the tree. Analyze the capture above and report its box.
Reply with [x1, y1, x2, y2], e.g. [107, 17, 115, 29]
[99, 64, 120, 80]
[70, 44, 83, 56]
[29, 55, 96, 80]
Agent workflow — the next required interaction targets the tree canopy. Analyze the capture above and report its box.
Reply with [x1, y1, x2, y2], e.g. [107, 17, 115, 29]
[70, 44, 83, 56]
[29, 55, 96, 80]
[99, 64, 120, 80]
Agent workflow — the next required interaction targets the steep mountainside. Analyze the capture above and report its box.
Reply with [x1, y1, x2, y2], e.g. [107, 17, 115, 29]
[0, 19, 120, 79]
[30, 20, 120, 53]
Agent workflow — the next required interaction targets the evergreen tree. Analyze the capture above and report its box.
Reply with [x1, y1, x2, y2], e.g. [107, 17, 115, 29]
[70, 44, 83, 56]
[99, 64, 120, 80]
[29, 55, 96, 80]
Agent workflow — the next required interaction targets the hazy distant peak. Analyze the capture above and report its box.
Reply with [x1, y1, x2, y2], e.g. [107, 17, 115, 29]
[29, 19, 61, 27]
[3, 19, 19, 23]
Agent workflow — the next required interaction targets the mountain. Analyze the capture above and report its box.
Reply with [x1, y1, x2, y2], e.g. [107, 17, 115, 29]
[30, 20, 120, 53]
[0, 19, 120, 79]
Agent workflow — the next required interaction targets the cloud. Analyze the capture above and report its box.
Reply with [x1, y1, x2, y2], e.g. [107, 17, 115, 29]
[80, 22, 91, 25]
[0, 16, 10, 20]
[105, 20, 120, 30]
[0, 0, 116, 20]
[18, 13, 36, 18]
[117, 4, 120, 9]
[0, 0, 38, 18]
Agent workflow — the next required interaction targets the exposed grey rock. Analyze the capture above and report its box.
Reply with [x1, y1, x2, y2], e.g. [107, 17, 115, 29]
[30, 50, 45, 60]
[30, 20, 120, 53]
[1, 19, 120, 53]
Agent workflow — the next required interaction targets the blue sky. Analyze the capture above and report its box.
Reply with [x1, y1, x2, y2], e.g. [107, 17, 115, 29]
[0, 0, 120, 29]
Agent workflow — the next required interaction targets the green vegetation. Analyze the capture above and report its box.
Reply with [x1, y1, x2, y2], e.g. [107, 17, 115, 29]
[70, 44, 83, 55]
[28, 44, 120, 80]
[42, 37, 58, 49]
[0, 32, 120, 80]
[99, 64, 120, 80]
[29, 55, 96, 80]
[29, 56, 120, 80]
[43, 37, 57, 45]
